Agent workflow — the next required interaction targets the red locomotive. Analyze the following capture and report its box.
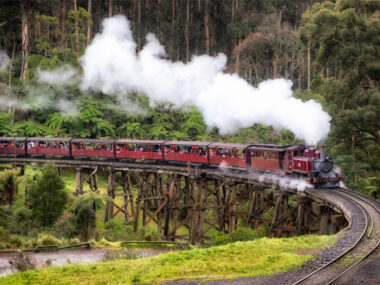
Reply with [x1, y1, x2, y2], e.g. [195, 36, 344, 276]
[0, 137, 343, 188]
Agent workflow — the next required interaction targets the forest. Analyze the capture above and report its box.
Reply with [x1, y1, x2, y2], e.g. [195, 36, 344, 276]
[0, 0, 379, 257]
[0, 0, 379, 195]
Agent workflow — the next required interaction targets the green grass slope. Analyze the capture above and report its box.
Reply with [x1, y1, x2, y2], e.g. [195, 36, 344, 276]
[0, 235, 336, 285]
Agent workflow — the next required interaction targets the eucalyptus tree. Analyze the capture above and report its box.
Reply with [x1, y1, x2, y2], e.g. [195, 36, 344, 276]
[298, 0, 380, 190]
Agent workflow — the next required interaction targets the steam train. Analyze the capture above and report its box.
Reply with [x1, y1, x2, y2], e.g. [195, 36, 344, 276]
[0, 137, 343, 188]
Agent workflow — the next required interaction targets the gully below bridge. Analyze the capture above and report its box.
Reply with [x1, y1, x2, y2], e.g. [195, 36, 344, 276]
[2, 157, 380, 283]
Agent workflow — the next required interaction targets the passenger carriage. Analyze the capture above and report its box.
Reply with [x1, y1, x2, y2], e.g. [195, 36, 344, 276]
[248, 144, 288, 172]
[163, 141, 211, 164]
[26, 137, 71, 157]
[71, 138, 115, 158]
[0, 137, 27, 156]
[208, 143, 251, 168]
[115, 140, 165, 160]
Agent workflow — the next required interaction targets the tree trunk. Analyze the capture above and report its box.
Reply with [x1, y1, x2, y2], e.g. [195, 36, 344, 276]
[87, 0, 92, 42]
[60, 0, 67, 43]
[204, 0, 210, 55]
[137, 0, 141, 51]
[108, 0, 113, 17]
[20, 0, 29, 81]
[8, 39, 16, 114]
[170, 0, 175, 58]
[185, 0, 190, 62]
[156, 0, 161, 39]
[73, 0, 79, 52]
[34, 9, 40, 39]
[232, 0, 235, 23]
[307, 41, 311, 90]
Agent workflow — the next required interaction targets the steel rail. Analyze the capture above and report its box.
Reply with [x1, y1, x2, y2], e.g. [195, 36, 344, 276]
[292, 191, 369, 285]
[326, 190, 380, 284]
[338, 189, 379, 237]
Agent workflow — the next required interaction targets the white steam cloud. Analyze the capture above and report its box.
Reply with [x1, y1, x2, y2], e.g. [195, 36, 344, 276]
[38, 65, 78, 85]
[81, 15, 331, 143]
[0, 50, 9, 71]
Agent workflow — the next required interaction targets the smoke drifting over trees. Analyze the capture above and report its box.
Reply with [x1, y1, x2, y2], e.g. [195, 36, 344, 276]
[81, 16, 330, 143]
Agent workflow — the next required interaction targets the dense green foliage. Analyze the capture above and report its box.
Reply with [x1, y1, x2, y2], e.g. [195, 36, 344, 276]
[297, 0, 380, 194]
[69, 192, 108, 240]
[0, 235, 336, 284]
[28, 165, 68, 226]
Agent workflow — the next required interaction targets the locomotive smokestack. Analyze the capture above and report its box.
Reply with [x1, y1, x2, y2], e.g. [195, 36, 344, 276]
[320, 145, 325, 160]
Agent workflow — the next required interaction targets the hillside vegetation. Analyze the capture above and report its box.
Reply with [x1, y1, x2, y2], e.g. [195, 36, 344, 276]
[0, 235, 336, 285]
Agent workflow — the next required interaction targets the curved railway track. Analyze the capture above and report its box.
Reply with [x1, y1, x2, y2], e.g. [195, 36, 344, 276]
[292, 188, 380, 285]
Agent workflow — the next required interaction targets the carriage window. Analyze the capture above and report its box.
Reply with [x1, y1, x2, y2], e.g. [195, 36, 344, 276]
[178, 145, 191, 154]
[216, 148, 232, 157]
[136, 144, 148, 152]
[236, 149, 245, 159]
[59, 142, 69, 149]
[153, 144, 161, 153]
[251, 151, 262, 157]
[128, 144, 136, 151]
[15, 142, 24, 148]
[198, 146, 207, 155]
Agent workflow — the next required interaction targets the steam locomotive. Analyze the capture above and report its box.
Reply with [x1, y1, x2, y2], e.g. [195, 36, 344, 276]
[0, 137, 343, 188]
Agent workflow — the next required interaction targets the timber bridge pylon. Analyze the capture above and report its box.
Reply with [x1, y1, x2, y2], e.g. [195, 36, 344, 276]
[0, 157, 348, 244]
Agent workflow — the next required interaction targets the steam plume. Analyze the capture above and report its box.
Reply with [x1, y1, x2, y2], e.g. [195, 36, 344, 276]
[38, 66, 78, 85]
[88, 16, 331, 142]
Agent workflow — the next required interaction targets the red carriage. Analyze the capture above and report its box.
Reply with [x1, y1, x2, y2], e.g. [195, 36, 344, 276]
[115, 139, 165, 160]
[0, 137, 27, 155]
[248, 144, 288, 172]
[209, 143, 251, 168]
[163, 141, 211, 164]
[71, 139, 115, 158]
[26, 137, 71, 156]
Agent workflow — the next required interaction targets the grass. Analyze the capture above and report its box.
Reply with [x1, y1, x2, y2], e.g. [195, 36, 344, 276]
[0, 235, 336, 285]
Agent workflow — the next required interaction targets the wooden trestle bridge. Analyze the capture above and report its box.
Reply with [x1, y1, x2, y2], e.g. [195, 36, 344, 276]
[0, 157, 348, 244]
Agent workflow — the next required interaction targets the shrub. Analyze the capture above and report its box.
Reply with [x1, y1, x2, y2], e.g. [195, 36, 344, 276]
[139, 226, 160, 241]
[101, 220, 134, 241]
[97, 238, 112, 247]
[0, 205, 13, 228]
[52, 212, 76, 239]
[74, 204, 96, 241]
[38, 233, 59, 246]
[9, 235, 22, 248]
[0, 225, 8, 238]
[230, 227, 262, 242]
[211, 226, 267, 245]
[68, 237, 81, 245]
[12, 205, 33, 235]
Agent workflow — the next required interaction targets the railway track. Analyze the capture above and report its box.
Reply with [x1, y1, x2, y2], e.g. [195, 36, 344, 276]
[292, 188, 380, 285]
